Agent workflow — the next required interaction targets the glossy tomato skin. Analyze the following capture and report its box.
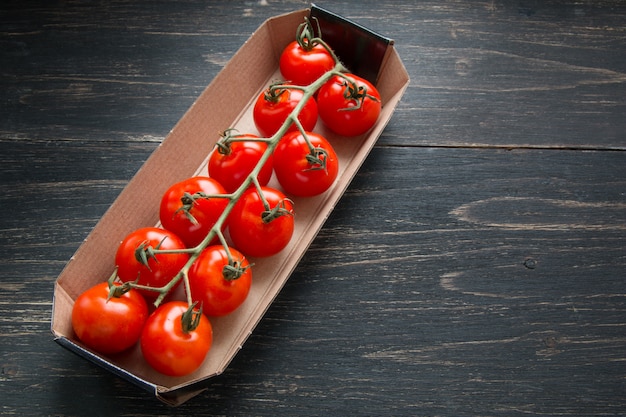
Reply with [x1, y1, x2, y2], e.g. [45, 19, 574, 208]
[72, 282, 148, 355]
[159, 176, 229, 248]
[188, 245, 252, 317]
[228, 187, 294, 258]
[252, 87, 318, 137]
[317, 73, 382, 137]
[279, 40, 335, 86]
[208, 136, 273, 193]
[140, 301, 213, 377]
[115, 227, 189, 301]
[273, 131, 339, 197]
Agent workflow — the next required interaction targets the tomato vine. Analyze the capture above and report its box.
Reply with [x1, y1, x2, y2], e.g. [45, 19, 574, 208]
[105, 17, 380, 332]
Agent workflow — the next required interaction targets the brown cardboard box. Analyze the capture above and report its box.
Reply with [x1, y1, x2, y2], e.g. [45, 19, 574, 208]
[51, 5, 409, 405]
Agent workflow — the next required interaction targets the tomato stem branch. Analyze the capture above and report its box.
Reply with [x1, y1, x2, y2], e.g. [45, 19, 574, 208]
[181, 302, 202, 333]
[118, 17, 347, 309]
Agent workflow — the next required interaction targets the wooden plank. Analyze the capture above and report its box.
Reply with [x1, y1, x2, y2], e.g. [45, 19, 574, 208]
[335, 2, 626, 149]
[2, 1, 625, 148]
[1, 142, 624, 414]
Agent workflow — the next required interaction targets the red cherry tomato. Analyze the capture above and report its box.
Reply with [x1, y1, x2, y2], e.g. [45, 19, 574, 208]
[140, 301, 213, 377]
[159, 176, 229, 248]
[188, 245, 252, 317]
[252, 86, 318, 137]
[115, 227, 189, 301]
[273, 131, 339, 197]
[279, 40, 335, 86]
[72, 282, 148, 355]
[228, 186, 294, 258]
[317, 73, 382, 137]
[208, 134, 273, 193]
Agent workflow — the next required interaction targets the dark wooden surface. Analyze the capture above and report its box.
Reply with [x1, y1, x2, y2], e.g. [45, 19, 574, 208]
[2, 1, 625, 415]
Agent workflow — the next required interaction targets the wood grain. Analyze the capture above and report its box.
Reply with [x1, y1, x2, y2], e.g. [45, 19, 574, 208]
[1, 0, 625, 415]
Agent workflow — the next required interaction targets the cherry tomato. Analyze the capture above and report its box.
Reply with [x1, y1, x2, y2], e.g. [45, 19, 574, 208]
[188, 245, 252, 317]
[208, 134, 273, 193]
[317, 73, 382, 137]
[115, 227, 189, 301]
[273, 131, 339, 197]
[228, 186, 294, 258]
[140, 301, 213, 377]
[252, 86, 318, 137]
[72, 282, 148, 355]
[159, 176, 229, 248]
[279, 40, 335, 86]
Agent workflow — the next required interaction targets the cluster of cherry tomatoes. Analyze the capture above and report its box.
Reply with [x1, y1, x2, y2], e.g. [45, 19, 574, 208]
[70, 17, 382, 378]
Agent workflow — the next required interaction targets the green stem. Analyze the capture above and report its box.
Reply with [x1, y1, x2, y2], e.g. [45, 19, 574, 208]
[122, 25, 347, 309]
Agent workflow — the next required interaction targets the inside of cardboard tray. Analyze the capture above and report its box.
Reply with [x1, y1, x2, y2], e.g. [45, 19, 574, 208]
[107, 73, 380, 388]
[52, 5, 409, 391]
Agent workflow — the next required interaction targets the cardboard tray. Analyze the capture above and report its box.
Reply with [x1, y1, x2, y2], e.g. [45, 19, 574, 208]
[50, 4, 409, 406]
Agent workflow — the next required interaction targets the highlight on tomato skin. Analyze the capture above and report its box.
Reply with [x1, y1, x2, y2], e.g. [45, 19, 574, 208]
[71, 282, 149, 355]
[140, 301, 213, 377]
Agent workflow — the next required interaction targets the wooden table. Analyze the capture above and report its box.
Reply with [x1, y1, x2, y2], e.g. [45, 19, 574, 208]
[2, 1, 625, 415]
